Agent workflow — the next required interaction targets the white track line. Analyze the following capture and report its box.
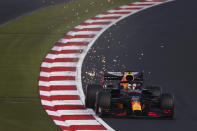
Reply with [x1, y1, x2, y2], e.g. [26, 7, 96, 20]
[40, 90, 78, 96]
[66, 120, 100, 125]
[46, 110, 94, 116]
[40, 71, 77, 77]
[67, 31, 100, 36]
[75, 25, 108, 29]
[46, 54, 80, 59]
[52, 46, 86, 50]
[59, 38, 93, 43]
[39, 81, 77, 86]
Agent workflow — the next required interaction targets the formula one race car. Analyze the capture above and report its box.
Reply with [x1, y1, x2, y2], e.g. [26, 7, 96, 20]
[85, 71, 174, 118]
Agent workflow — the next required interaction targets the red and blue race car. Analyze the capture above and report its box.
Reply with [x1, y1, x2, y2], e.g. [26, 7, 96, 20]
[85, 71, 174, 118]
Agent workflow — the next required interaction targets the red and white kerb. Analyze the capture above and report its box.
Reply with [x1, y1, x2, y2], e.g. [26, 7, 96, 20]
[38, 0, 172, 130]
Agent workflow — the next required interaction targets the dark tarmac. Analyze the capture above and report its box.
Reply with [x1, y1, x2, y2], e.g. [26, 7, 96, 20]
[82, 0, 197, 130]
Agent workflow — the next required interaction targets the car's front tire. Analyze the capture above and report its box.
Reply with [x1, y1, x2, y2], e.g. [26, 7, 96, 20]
[160, 93, 174, 118]
[95, 91, 111, 117]
[85, 84, 102, 109]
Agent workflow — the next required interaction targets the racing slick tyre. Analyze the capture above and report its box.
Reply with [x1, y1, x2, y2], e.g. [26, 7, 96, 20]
[161, 93, 174, 118]
[85, 84, 102, 109]
[147, 86, 162, 97]
[95, 91, 111, 117]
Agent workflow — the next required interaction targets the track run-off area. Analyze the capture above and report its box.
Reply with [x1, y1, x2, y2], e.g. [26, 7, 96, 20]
[0, 0, 73, 26]
[38, 0, 174, 130]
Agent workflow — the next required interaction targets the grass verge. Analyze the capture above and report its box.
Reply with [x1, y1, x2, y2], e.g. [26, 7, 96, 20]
[0, 0, 138, 130]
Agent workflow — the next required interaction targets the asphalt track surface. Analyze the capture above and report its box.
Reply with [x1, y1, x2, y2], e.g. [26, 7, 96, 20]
[0, 0, 72, 26]
[82, 0, 197, 131]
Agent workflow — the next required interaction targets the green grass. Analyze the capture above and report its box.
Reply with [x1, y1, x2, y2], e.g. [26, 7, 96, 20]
[0, 0, 138, 130]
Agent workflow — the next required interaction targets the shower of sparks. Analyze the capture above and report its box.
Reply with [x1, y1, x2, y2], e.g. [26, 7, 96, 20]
[85, 71, 96, 77]
[113, 59, 117, 62]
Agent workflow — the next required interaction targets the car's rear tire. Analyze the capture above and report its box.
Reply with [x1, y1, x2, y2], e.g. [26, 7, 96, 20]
[85, 84, 102, 109]
[97, 91, 111, 108]
[95, 91, 111, 117]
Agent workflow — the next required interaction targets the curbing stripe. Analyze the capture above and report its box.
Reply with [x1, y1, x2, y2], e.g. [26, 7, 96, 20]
[42, 100, 83, 105]
[76, 24, 109, 29]
[40, 90, 78, 96]
[40, 95, 80, 100]
[38, 0, 173, 130]
[85, 19, 114, 23]
[39, 76, 76, 81]
[43, 105, 85, 110]
[49, 50, 83, 54]
[40, 67, 77, 72]
[46, 54, 81, 59]
[64, 35, 96, 39]
[72, 28, 102, 32]
[50, 115, 95, 120]
[43, 58, 79, 63]
[46, 110, 95, 116]
[41, 62, 78, 68]
[65, 120, 101, 126]
[52, 46, 86, 51]
[40, 71, 77, 77]
[58, 38, 93, 43]
[39, 85, 77, 91]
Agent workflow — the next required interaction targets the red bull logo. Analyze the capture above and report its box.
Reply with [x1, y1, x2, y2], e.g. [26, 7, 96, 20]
[131, 102, 142, 111]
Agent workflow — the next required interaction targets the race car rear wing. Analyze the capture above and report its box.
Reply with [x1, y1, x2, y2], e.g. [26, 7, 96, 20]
[103, 72, 123, 81]
[103, 71, 143, 81]
[103, 75, 123, 80]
